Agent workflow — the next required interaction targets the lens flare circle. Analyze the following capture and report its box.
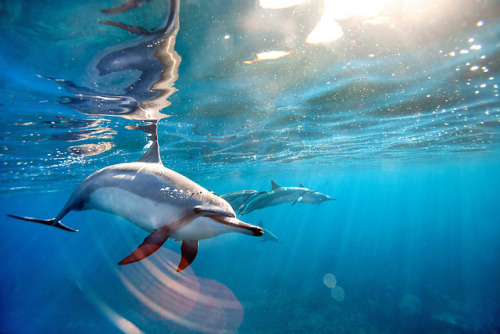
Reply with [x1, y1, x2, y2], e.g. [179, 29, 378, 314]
[323, 273, 337, 288]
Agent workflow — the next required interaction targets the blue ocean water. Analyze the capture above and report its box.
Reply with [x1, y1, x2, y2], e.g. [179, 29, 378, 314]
[1, 0, 499, 333]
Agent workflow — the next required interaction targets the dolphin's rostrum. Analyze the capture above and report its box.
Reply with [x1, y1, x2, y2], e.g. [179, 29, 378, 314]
[7, 141, 263, 271]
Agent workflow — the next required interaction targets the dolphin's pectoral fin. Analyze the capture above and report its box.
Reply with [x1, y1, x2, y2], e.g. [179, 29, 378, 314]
[236, 203, 246, 214]
[177, 240, 198, 272]
[119, 213, 197, 265]
[119, 226, 172, 265]
[292, 197, 303, 206]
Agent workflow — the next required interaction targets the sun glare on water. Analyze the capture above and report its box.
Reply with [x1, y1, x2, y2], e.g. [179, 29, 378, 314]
[306, 0, 399, 43]
[258, 0, 437, 44]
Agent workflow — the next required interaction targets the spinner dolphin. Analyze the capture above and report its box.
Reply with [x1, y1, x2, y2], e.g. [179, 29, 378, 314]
[220, 190, 266, 214]
[242, 181, 335, 215]
[7, 142, 263, 271]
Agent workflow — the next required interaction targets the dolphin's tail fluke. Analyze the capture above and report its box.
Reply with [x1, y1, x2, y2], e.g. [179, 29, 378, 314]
[7, 214, 78, 232]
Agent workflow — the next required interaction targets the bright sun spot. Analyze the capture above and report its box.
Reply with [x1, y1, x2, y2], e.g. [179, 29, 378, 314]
[306, 17, 344, 44]
[243, 50, 293, 64]
[306, 0, 392, 43]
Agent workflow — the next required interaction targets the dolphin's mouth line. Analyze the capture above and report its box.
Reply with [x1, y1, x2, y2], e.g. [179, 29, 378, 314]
[194, 207, 235, 218]
[206, 215, 263, 236]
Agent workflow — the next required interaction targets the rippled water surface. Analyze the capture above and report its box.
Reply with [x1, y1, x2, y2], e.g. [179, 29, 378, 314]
[1, 0, 499, 333]
[1, 0, 499, 193]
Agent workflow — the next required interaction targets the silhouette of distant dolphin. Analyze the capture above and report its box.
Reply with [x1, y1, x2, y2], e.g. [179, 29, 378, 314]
[257, 220, 282, 244]
[241, 181, 335, 215]
[7, 142, 263, 271]
[221, 190, 266, 214]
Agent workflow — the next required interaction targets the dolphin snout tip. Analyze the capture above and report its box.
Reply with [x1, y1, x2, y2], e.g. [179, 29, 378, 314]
[232, 218, 263, 237]
[253, 226, 264, 237]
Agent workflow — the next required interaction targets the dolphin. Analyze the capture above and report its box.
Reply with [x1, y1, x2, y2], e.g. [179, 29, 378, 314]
[241, 180, 335, 215]
[257, 220, 282, 244]
[220, 190, 266, 214]
[7, 141, 263, 271]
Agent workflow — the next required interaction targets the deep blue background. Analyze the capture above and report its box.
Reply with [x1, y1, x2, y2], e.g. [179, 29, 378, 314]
[1, 159, 499, 333]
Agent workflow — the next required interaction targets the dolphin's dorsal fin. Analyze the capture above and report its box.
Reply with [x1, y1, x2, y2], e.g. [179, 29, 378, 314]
[137, 141, 162, 164]
[300, 184, 305, 188]
[271, 180, 281, 191]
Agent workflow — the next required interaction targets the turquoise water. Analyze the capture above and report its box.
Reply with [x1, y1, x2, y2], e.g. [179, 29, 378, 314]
[1, 0, 499, 333]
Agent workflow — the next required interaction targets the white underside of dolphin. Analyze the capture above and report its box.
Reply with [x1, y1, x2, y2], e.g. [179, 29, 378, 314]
[7, 142, 263, 271]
